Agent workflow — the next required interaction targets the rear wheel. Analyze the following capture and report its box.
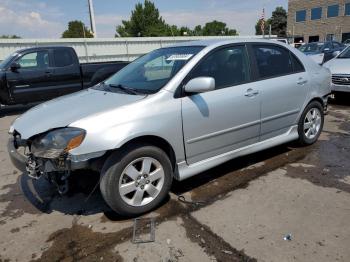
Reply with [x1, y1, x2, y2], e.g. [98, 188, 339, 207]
[100, 144, 173, 216]
[298, 101, 324, 145]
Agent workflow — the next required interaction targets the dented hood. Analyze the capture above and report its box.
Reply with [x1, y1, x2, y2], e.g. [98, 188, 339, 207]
[11, 88, 146, 139]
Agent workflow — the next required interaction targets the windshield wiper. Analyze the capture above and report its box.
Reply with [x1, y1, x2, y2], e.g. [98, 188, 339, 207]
[108, 84, 139, 95]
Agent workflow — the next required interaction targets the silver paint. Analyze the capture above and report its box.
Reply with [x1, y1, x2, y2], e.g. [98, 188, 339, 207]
[10, 39, 331, 181]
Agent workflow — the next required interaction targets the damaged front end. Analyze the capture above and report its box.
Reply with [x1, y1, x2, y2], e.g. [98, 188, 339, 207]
[8, 127, 88, 194]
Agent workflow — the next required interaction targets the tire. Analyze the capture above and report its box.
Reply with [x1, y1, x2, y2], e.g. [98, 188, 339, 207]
[297, 101, 324, 146]
[100, 143, 173, 217]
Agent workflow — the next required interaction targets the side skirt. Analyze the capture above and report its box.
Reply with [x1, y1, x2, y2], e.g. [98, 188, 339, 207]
[175, 125, 299, 181]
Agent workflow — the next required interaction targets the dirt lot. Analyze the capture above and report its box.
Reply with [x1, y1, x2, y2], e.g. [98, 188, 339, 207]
[0, 99, 350, 262]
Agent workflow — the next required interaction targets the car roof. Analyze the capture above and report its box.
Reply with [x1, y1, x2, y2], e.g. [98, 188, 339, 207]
[15, 46, 73, 54]
[170, 38, 287, 48]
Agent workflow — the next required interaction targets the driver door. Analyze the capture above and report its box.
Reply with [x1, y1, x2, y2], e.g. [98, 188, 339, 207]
[6, 50, 57, 104]
[181, 45, 261, 165]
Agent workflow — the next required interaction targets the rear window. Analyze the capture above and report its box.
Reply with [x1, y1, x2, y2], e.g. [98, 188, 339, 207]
[53, 49, 74, 67]
[253, 45, 293, 79]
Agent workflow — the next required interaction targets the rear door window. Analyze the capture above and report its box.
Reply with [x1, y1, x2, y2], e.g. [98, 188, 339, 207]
[189, 45, 251, 90]
[290, 53, 305, 73]
[53, 49, 74, 67]
[253, 45, 293, 79]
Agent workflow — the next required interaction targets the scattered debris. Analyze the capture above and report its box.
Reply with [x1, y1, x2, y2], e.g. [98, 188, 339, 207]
[132, 217, 155, 244]
[166, 238, 171, 245]
[222, 250, 233, 255]
[322, 168, 330, 175]
[283, 234, 292, 241]
[178, 195, 206, 207]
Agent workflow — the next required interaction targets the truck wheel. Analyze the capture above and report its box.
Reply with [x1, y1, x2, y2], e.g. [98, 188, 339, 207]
[100, 144, 173, 217]
[298, 101, 324, 146]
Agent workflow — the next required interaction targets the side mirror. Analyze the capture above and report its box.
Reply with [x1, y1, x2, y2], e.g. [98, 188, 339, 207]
[10, 62, 21, 71]
[332, 51, 341, 57]
[184, 77, 215, 94]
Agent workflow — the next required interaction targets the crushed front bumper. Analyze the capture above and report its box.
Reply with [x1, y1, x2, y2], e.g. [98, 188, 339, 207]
[7, 138, 27, 173]
[7, 137, 93, 176]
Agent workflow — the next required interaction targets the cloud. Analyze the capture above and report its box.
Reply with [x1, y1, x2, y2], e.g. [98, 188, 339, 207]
[162, 9, 260, 35]
[0, 5, 64, 38]
[95, 14, 125, 26]
[95, 14, 126, 37]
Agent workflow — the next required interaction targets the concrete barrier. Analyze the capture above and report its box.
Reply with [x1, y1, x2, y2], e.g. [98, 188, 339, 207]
[0, 36, 271, 63]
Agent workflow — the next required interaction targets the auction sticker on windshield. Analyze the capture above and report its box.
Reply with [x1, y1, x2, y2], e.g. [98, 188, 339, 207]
[166, 54, 194, 61]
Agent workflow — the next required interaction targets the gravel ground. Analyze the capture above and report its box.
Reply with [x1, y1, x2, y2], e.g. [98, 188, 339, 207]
[0, 99, 349, 262]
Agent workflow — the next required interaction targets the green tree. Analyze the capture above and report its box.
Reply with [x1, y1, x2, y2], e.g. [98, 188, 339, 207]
[255, 19, 271, 35]
[202, 20, 238, 36]
[62, 20, 93, 38]
[116, 0, 168, 37]
[269, 7, 287, 37]
[193, 25, 203, 36]
[0, 35, 21, 39]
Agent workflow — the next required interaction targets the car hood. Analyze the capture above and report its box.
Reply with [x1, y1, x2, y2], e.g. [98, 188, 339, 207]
[11, 89, 146, 139]
[323, 58, 350, 74]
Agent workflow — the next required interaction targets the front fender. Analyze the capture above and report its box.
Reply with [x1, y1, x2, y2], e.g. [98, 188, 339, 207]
[68, 91, 185, 163]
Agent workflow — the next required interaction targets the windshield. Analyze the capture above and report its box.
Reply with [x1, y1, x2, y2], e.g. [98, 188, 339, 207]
[338, 46, 350, 58]
[0, 52, 17, 69]
[299, 43, 324, 53]
[101, 46, 204, 94]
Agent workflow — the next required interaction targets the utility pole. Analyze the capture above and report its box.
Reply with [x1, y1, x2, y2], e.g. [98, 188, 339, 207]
[88, 0, 97, 37]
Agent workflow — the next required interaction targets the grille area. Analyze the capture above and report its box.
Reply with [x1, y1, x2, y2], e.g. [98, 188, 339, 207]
[332, 74, 350, 85]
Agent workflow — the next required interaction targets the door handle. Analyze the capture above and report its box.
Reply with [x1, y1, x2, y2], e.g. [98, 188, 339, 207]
[45, 71, 53, 77]
[245, 88, 259, 97]
[297, 78, 308, 85]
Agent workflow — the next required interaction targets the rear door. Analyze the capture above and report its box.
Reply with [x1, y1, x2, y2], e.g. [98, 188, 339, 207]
[181, 45, 261, 164]
[51, 48, 82, 96]
[6, 50, 58, 103]
[249, 43, 309, 141]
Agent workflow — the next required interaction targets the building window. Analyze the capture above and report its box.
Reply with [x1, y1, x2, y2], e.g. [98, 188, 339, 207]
[326, 34, 335, 41]
[311, 7, 322, 20]
[345, 3, 350, 16]
[309, 36, 320, 42]
[296, 10, 307, 22]
[327, 5, 339, 18]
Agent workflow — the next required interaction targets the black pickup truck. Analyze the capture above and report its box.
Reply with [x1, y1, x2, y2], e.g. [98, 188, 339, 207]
[0, 46, 128, 107]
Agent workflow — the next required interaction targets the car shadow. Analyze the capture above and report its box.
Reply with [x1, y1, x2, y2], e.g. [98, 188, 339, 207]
[171, 144, 291, 195]
[18, 143, 293, 221]
[330, 93, 350, 106]
[19, 170, 112, 216]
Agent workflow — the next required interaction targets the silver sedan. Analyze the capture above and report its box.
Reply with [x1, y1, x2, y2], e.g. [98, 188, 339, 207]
[8, 39, 331, 216]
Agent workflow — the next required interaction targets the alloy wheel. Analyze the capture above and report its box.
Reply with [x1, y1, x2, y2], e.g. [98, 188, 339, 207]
[304, 107, 322, 140]
[118, 157, 165, 207]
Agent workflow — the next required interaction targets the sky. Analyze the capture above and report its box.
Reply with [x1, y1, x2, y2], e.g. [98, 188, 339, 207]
[0, 0, 288, 38]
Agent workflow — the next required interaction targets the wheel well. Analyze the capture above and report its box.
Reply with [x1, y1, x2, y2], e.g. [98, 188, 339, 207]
[116, 136, 177, 171]
[308, 97, 324, 107]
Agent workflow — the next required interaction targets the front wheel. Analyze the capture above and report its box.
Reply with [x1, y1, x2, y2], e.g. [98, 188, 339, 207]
[298, 101, 324, 145]
[100, 144, 173, 217]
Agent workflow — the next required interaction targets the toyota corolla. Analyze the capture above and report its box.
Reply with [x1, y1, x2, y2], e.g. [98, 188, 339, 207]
[8, 39, 331, 216]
